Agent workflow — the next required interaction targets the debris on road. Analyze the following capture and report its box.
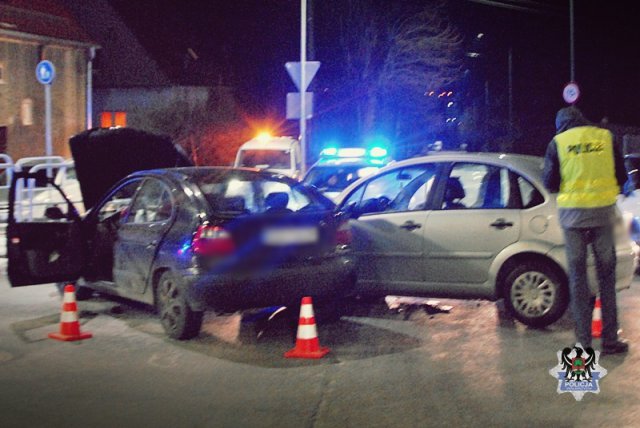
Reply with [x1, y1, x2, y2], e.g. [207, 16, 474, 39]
[384, 295, 453, 319]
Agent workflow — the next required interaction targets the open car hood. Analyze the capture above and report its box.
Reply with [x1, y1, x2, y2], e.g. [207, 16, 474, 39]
[69, 128, 193, 209]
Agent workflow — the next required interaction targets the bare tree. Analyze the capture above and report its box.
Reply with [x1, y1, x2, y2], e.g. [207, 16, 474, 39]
[325, 0, 463, 147]
[129, 88, 245, 165]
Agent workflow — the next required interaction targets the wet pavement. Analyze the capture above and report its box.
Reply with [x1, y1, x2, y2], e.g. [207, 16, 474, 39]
[1, 262, 639, 427]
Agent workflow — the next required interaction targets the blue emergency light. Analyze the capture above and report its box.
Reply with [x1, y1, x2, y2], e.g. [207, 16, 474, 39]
[320, 147, 338, 156]
[369, 147, 388, 158]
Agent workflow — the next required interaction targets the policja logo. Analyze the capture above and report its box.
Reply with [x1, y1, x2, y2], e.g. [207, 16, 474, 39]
[549, 343, 607, 401]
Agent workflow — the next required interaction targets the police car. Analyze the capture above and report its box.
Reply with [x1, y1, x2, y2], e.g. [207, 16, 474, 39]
[302, 147, 391, 201]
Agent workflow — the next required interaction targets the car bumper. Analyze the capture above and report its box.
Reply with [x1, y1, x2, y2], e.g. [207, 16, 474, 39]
[588, 246, 636, 294]
[183, 254, 356, 312]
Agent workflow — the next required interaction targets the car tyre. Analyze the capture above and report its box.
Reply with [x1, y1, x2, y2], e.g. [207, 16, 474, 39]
[503, 261, 568, 328]
[155, 272, 203, 340]
[313, 296, 357, 324]
[311, 273, 358, 324]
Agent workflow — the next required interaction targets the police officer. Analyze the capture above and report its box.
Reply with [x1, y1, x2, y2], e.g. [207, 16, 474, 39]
[543, 106, 629, 354]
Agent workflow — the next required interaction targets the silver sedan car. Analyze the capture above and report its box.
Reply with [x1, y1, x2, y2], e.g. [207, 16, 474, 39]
[335, 152, 636, 328]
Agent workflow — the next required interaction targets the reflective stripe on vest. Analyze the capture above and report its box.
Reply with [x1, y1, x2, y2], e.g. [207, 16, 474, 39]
[555, 126, 618, 208]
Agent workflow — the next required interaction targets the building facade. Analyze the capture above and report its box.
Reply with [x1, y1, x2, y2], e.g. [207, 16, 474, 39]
[0, 0, 97, 160]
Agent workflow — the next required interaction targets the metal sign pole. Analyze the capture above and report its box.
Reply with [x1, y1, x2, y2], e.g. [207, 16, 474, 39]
[44, 83, 53, 177]
[36, 60, 55, 178]
[300, 0, 307, 176]
[45, 83, 52, 158]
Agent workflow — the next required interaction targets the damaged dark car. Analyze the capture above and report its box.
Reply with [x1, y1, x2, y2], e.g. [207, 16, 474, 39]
[6, 128, 355, 339]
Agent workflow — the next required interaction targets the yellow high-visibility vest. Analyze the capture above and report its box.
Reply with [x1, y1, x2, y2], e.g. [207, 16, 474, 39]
[555, 126, 619, 208]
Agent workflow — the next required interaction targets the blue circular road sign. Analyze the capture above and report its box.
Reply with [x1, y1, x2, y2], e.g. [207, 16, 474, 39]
[36, 60, 56, 85]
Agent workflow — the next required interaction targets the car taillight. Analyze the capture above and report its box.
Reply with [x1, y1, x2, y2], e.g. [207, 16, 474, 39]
[192, 225, 235, 256]
[335, 220, 352, 246]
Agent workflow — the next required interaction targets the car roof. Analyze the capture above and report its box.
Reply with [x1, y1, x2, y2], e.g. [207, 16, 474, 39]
[335, 152, 545, 203]
[310, 158, 376, 168]
[400, 152, 545, 177]
[239, 137, 298, 150]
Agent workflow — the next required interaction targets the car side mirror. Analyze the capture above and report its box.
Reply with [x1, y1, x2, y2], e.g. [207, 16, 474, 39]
[356, 197, 387, 216]
[339, 202, 360, 219]
[44, 206, 66, 220]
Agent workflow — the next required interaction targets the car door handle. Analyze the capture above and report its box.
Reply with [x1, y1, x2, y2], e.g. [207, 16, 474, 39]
[399, 221, 422, 231]
[490, 218, 514, 229]
[146, 240, 158, 248]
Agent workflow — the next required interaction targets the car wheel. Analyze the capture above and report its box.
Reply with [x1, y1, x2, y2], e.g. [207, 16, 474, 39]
[155, 272, 203, 340]
[502, 261, 568, 328]
[311, 273, 358, 324]
[313, 296, 358, 324]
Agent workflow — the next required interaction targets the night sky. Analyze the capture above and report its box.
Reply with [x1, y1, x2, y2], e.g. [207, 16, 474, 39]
[108, 0, 640, 155]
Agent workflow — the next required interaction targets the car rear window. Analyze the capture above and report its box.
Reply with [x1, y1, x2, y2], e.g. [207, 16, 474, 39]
[194, 171, 332, 215]
[237, 150, 290, 169]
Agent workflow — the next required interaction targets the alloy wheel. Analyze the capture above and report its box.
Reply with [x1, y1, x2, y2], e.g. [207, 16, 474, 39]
[510, 270, 557, 318]
[157, 275, 184, 335]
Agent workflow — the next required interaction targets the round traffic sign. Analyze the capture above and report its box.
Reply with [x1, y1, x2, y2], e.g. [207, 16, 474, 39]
[562, 82, 580, 104]
[36, 60, 56, 85]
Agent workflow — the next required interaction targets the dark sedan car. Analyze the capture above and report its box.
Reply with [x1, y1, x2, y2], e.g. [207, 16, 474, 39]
[7, 129, 355, 339]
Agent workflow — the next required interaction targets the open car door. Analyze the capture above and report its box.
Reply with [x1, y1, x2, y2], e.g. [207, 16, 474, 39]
[7, 168, 84, 287]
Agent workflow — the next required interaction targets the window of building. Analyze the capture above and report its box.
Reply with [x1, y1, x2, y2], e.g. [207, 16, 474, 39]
[100, 111, 127, 128]
[21, 99, 33, 126]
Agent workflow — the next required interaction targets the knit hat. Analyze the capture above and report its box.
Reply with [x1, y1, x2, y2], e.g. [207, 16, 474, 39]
[555, 106, 589, 133]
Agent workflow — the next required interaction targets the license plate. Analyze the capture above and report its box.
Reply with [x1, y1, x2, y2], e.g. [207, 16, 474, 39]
[263, 227, 318, 245]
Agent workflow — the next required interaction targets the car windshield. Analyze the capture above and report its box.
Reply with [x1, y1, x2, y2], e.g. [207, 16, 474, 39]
[238, 150, 291, 169]
[193, 170, 332, 215]
[304, 165, 379, 192]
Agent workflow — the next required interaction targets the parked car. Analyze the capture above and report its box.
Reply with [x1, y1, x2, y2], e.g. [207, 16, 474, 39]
[6, 128, 355, 339]
[334, 152, 636, 328]
[618, 154, 640, 242]
[234, 134, 303, 179]
[302, 147, 391, 201]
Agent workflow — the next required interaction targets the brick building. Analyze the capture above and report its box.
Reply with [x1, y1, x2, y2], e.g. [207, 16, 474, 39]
[0, 0, 98, 160]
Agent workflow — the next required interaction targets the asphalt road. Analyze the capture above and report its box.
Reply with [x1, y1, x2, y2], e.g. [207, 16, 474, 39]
[1, 261, 639, 427]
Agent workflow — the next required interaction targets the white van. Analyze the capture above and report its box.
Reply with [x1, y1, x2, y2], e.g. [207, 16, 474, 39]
[234, 136, 302, 179]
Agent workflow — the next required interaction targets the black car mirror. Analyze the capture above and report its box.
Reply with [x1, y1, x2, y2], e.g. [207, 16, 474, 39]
[340, 202, 360, 219]
[356, 197, 389, 216]
[44, 206, 66, 220]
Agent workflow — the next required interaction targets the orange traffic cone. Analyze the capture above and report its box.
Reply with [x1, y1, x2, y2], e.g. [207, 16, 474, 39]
[285, 297, 330, 359]
[49, 284, 92, 342]
[592, 296, 602, 338]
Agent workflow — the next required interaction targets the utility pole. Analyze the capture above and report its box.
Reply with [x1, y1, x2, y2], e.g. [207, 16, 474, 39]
[569, 0, 575, 81]
[299, 0, 307, 176]
[508, 47, 514, 150]
[307, 0, 315, 164]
